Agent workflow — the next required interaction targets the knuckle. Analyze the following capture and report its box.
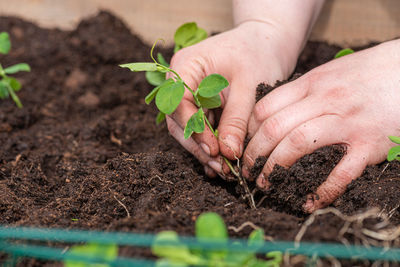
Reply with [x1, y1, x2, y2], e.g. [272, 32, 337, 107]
[253, 100, 270, 122]
[260, 116, 282, 144]
[332, 168, 354, 186]
[220, 116, 248, 138]
[286, 128, 308, 153]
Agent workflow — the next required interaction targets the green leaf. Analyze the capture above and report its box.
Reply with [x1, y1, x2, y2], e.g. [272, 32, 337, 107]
[0, 81, 9, 99]
[156, 111, 166, 125]
[146, 71, 166, 86]
[265, 251, 283, 266]
[198, 94, 221, 109]
[145, 86, 161, 104]
[387, 146, 400, 161]
[157, 53, 169, 67]
[155, 259, 188, 267]
[0, 32, 11, 54]
[119, 62, 158, 72]
[196, 212, 227, 240]
[4, 63, 31, 74]
[389, 136, 400, 144]
[334, 48, 354, 59]
[185, 28, 207, 47]
[6, 77, 22, 91]
[183, 108, 205, 139]
[155, 80, 184, 115]
[64, 243, 118, 267]
[198, 74, 229, 98]
[152, 231, 201, 265]
[174, 22, 198, 47]
[248, 229, 264, 249]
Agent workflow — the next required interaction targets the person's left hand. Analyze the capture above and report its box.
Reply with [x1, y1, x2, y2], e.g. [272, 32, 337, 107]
[241, 39, 400, 213]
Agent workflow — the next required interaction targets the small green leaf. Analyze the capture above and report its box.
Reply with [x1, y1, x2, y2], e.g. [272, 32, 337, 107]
[185, 28, 207, 47]
[156, 111, 166, 125]
[155, 80, 184, 115]
[6, 77, 22, 91]
[198, 74, 229, 98]
[157, 53, 169, 67]
[0, 81, 9, 99]
[265, 251, 283, 266]
[4, 63, 31, 74]
[183, 108, 205, 139]
[198, 94, 221, 109]
[146, 71, 166, 86]
[389, 136, 400, 144]
[334, 48, 354, 59]
[119, 62, 158, 72]
[145, 86, 161, 105]
[195, 212, 227, 240]
[388, 146, 400, 161]
[248, 229, 264, 249]
[174, 22, 198, 47]
[152, 231, 201, 265]
[0, 32, 11, 54]
[64, 243, 118, 267]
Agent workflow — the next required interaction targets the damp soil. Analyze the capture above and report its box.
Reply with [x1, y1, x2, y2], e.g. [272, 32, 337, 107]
[0, 11, 399, 266]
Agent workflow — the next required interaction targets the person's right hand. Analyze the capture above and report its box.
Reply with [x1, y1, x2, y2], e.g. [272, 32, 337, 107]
[166, 21, 300, 177]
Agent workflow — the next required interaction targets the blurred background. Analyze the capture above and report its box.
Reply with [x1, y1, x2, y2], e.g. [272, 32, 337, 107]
[0, 0, 399, 46]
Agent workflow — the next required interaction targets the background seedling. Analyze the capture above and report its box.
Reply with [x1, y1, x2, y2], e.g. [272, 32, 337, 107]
[64, 242, 118, 267]
[152, 212, 282, 267]
[387, 136, 400, 161]
[0, 32, 31, 108]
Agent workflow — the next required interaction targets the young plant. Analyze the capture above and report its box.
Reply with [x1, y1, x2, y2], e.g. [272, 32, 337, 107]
[334, 48, 354, 59]
[152, 212, 282, 267]
[0, 32, 31, 108]
[64, 242, 118, 267]
[387, 136, 400, 162]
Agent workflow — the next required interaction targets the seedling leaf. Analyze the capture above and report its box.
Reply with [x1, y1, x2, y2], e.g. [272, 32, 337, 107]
[119, 62, 158, 72]
[0, 81, 9, 98]
[334, 48, 354, 58]
[198, 94, 221, 109]
[145, 85, 161, 104]
[64, 242, 118, 267]
[156, 111, 166, 125]
[198, 74, 229, 97]
[183, 108, 205, 139]
[0, 32, 11, 54]
[146, 71, 166, 86]
[152, 231, 201, 265]
[4, 63, 31, 74]
[185, 28, 207, 47]
[157, 53, 169, 67]
[6, 77, 22, 91]
[174, 22, 208, 53]
[387, 146, 400, 161]
[248, 229, 264, 249]
[155, 80, 184, 114]
[265, 251, 283, 266]
[389, 136, 400, 144]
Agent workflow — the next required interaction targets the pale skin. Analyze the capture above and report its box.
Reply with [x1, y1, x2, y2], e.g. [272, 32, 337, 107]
[167, 0, 400, 212]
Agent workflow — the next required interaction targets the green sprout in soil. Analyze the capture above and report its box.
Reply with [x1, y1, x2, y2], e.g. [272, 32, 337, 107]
[152, 212, 282, 267]
[334, 48, 354, 59]
[0, 32, 31, 108]
[64, 242, 118, 267]
[120, 23, 256, 209]
[387, 136, 400, 162]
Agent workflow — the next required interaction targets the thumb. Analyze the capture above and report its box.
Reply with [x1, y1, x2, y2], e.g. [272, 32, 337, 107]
[218, 80, 255, 160]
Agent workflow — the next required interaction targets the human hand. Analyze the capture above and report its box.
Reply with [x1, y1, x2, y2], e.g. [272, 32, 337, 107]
[242, 39, 400, 212]
[166, 21, 299, 177]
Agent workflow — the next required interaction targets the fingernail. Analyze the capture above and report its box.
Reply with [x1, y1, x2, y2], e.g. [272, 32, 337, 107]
[224, 135, 243, 156]
[208, 160, 222, 173]
[200, 143, 211, 156]
[256, 174, 270, 189]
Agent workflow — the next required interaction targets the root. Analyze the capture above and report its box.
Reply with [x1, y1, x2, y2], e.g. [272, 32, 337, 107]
[228, 221, 274, 242]
[113, 195, 131, 218]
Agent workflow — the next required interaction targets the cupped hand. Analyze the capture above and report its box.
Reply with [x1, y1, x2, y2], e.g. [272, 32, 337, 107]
[242, 39, 400, 212]
[167, 21, 299, 177]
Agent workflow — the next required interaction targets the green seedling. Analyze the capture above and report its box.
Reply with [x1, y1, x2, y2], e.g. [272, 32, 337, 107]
[64, 242, 118, 267]
[387, 136, 400, 161]
[334, 48, 354, 59]
[152, 212, 282, 267]
[0, 32, 31, 108]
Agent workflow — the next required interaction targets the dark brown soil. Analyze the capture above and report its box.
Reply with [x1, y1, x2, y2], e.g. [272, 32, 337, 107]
[0, 11, 399, 266]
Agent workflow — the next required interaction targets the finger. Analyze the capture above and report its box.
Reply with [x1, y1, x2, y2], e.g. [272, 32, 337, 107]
[248, 77, 309, 137]
[218, 79, 255, 160]
[204, 165, 217, 178]
[166, 116, 223, 176]
[303, 147, 369, 213]
[242, 96, 324, 178]
[254, 115, 347, 188]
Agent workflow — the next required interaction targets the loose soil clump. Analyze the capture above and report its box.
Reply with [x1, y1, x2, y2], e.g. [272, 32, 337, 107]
[0, 11, 399, 266]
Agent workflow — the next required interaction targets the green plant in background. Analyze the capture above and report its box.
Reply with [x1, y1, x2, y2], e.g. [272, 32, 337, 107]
[0, 32, 31, 108]
[387, 136, 400, 162]
[152, 212, 282, 267]
[334, 48, 354, 59]
[64, 242, 118, 267]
